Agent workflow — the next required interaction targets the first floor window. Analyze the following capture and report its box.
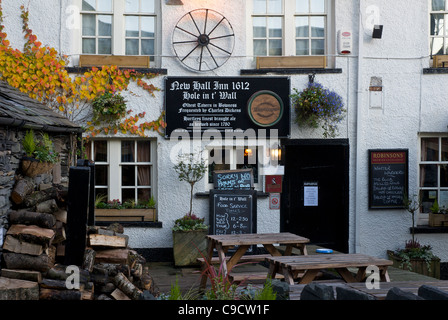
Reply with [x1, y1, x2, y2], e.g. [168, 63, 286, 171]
[419, 136, 448, 213]
[87, 139, 156, 207]
[431, 0, 448, 56]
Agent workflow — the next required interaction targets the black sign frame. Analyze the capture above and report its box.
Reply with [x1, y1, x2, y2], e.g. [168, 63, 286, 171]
[209, 189, 257, 236]
[368, 149, 409, 210]
[164, 76, 291, 138]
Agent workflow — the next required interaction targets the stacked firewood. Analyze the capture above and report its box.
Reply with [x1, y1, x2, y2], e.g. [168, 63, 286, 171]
[0, 176, 158, 300]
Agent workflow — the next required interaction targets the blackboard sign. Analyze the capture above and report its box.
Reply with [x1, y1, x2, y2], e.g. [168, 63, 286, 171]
[210, 190, 257, 236]
[369, 149, 408, 209]
[165, 76, 290, 138]
[213, 169, 253, 190]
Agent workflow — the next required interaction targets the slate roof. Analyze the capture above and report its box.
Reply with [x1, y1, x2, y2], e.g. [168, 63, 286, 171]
[0, 81, 83, 133]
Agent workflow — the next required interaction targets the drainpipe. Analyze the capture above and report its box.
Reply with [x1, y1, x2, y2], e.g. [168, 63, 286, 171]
[354, 0, 364, 254]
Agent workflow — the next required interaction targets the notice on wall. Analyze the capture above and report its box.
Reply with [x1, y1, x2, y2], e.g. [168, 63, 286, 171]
[369, 149, 408, 209]
[213, 169, 253, 190]
[304, 183, 319, 207]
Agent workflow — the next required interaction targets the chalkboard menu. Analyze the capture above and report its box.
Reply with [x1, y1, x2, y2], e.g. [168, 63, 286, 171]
[369, 149, 408, 209]
[213, 169, 253, 190]
[165, 76, 290, 138]
[210, 190, 257, 236]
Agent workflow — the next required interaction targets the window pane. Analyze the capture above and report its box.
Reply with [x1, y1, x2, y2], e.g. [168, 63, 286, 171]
[95, 188, 108, 200]
[421, 190, 438, 213]
[431, 14, 444, 36]
[98, 0, 112, 12]
[295, 17, 309, 37]
[137, 166, 151, 186]
[122, 141, 135, 162]
[441, 165, 448, 187]
[126, 16, 139, 37]
[311, 39, 325, 54]
[94, 141, 108, 162]
[95, 165, 108, 186]
[141, 39, 154, 56]
[82, 0, 96, 11]
[141, 0, 155, 13]
[98, 38, 111, 54]
[137, 141, 151, 162]
[122, 165, 136, 186]
[268, 0, 282, 14]
[253, 0, 267, 14]
[433, 0, 446, 11]
[138, 189, 151, 203]
[122, 189, 135, 202]
[296, 0, 309, 13]
[254, 40, 267, 55]
[310, 16, 325, 37]
[126, 39, 139, 55]
[126, 0, 139, 12]
[296, 39, 309, 55]
[421, 138, 439, 161]
[82, 38, 96, 54]
[420, 164, 438, 187]
[268, 17, 282, 37]
[442, 138, 448, 161]
[98, 15, 112, 36]
[269, 39, 282, 55]
[310, 0, 325, 13]
[82, 15, 96, 36]
[141, 17, 155, 37]
[253, 17, 267, 37]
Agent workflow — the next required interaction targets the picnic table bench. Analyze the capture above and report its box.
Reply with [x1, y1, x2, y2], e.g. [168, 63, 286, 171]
[267, 253, 393, 285]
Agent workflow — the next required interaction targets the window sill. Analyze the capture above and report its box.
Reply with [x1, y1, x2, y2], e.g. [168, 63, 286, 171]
[240, 68, 342, 75]
[95, 221, 163, 228]
[196, 191, 269, 198]
[66, 66, 167, 75]
[411, 226, 448, 234]
[423, 68, 448, 74]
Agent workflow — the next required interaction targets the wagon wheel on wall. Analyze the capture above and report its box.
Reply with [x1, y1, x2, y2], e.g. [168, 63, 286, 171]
[172, 9, 235, 72]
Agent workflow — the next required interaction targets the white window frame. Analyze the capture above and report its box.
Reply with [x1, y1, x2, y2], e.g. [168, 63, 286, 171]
[88, 139, 157, 204]
[246, 0, 334, 66]
[430, 0, 448, 56]
[74, 0, 160, 65]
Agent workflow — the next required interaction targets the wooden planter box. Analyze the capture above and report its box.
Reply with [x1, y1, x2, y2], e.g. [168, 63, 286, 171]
[433, 55, 448, 68]
[172, 229, 209, 267]
[387, 250, 441, 279]
[256, 56, 326, 69]
[79, 55, 150, 68]
[95, 208, 156, 222]
[429, 213, 448, 227]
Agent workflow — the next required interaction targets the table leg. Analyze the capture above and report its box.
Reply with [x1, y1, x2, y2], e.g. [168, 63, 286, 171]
[263, 244, 282, 256]
[216, 244, 228, 275]
[335, 268, 358, 283]
[292, 243, 308, 255]
[380, 267, 390, 282]
[297, 269, 320, 284]
[200, 239, 216, 290]
[268, 261, 279, 280]
[227, 245, 250, 273]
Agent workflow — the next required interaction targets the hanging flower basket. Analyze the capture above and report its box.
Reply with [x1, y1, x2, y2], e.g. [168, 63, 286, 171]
[291, 81, 346, 138]
[21, 157, 54, 178]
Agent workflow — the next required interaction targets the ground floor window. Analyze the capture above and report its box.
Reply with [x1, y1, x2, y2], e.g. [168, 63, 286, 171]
[86, 139, 156, 206]
[419, 136, 448, 213]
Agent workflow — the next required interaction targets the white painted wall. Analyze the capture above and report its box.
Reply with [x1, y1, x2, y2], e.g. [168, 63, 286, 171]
[2, 0, 448, 262]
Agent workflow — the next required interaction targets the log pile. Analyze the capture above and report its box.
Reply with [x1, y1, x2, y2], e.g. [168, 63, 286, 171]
[0, 176, 158, 300]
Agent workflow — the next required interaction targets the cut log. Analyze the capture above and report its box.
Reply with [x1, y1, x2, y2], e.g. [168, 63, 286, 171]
[95, 249, 130, 264]
[39, 288, 82, 300]
[45, 265, 90, 284]
[23, 187, 59, 208]
[0, 269, 42, 283]
[3, 252, 54, 272]
[3, 235, 44, 256]
[36, 199, 58, 214]
[7, 224, 55, 246]
[111, 288, 131, 300]
[11, 178, 35, 205]
[113, 272, 142, 300]
[82, 248, 96, 272]
[40, 278, 71, 290]
[53, 209, 67, 224]
[8, 210, 56, 229]
[0, 277, 39, 300]
[88, 234, 128, 248]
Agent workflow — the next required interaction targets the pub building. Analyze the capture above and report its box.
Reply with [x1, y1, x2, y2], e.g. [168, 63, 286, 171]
[0, 0, 447, 272]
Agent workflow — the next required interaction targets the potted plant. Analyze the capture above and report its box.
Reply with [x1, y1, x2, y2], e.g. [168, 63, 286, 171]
[428, 199, 448, 227]
[94, 196, 157, 222]
[291, 80, 346, 138]
[387, 195, 441, 278]
[21, 129, 59, 177]
[172, 152, 209, 267]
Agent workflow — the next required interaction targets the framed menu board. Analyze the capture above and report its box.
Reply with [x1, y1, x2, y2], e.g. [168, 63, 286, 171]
[368, 149, 409, 209]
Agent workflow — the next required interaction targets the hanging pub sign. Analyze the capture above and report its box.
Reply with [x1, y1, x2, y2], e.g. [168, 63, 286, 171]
[368, 149, 409, 209]
[265, 175, 282, 193]
[164, 77, 291, 138]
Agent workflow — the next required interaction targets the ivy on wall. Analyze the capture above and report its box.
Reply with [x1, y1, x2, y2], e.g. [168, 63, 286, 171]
[0, 2, 166, 139]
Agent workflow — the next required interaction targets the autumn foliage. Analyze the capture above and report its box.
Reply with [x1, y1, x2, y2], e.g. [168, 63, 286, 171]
[0, 3, 166, 138]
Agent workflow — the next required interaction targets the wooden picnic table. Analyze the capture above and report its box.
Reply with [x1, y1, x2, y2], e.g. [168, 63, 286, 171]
[267, 253, 393, 285]
[199, 232, 309, 289]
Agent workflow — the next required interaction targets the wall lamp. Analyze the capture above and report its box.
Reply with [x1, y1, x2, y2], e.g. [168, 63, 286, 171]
[372, 25, 383, 39]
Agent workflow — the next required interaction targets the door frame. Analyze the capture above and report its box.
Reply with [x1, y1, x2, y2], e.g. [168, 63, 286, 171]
[280, 139, 350, 253]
